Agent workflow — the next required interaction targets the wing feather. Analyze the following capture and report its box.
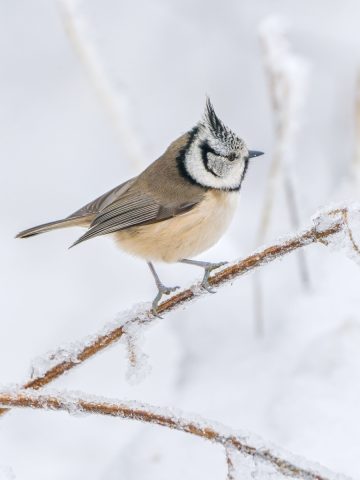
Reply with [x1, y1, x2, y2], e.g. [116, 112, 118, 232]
[67, 178, 136, 219]
[70, 200, 160, 247]
[69, 132, 205, 248]
[90, 194, 152, 226]
[70, 186, 199, 248]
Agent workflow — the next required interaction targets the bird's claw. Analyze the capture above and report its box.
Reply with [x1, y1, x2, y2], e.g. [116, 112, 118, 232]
[201, 282, 216, 294]
[161, 285, 180, 295]
[151, 284, 180, 317]
[200, 261, 227, 293]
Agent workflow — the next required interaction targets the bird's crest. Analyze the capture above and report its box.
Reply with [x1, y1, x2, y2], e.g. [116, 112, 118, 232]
[201, 97, 243, 152]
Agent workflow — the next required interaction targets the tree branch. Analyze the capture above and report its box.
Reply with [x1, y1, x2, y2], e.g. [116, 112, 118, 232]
[0, 389, 351, 480]
[0, 206, 355, 418]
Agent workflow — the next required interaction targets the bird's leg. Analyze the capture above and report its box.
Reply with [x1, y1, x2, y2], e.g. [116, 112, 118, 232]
[179, 259, 227, 293]
[147, 262, 180, 316]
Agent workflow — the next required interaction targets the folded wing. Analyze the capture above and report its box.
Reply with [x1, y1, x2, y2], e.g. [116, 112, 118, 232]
[70, 186, 198, 248]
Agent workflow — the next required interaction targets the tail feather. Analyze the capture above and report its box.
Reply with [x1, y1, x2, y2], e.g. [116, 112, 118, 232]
[16, 216, 91, 239]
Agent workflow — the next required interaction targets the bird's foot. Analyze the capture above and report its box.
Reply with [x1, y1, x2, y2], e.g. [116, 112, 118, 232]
[151, 283, 180, 317]
[200, 261, 227, 293]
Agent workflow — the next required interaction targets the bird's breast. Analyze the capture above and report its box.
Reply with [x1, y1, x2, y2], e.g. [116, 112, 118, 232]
[113, 190, 238, 262]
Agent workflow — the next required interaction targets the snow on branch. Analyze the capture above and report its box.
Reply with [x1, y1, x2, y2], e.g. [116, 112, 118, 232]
[122, 319, 152, 385]
[0, 388, 352, 480]
[58, 0, 146, 170]
[0, 204, 359, 418]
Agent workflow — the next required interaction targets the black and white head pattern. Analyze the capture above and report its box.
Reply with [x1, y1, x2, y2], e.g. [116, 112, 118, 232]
[178, 98, 250, 191]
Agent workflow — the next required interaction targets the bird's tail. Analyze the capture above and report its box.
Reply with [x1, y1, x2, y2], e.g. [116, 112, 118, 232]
[16, 216, 89, 239]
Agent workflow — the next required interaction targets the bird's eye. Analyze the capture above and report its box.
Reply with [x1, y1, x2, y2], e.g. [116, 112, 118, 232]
[228, 152, 236, 162]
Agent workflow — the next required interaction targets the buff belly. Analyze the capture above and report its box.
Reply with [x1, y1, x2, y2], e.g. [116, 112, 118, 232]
[113, 190, 238, 263]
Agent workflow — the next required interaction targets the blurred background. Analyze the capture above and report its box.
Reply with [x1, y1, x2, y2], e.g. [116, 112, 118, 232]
[1, 0, 360, 479]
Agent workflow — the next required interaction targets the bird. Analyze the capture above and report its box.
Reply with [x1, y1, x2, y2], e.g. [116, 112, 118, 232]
[16, 98, 264, 314]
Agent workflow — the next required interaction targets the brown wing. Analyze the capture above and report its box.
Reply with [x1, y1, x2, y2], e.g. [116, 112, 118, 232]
[70, 131, 205, 248]
[67, 178, 136, 219]
[70, 187, 198, 247]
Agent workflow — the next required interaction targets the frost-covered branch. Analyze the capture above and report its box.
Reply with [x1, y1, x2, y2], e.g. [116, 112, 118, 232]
[256, 16, 310, 333]
[1, 205, 359, 418]
[58, 0, 146, 170]
[0, 389, 352, 480]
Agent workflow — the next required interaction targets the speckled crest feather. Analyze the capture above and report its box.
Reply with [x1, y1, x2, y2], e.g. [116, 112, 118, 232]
[178, 98, 249, 191]
[202, 97, 245, 153]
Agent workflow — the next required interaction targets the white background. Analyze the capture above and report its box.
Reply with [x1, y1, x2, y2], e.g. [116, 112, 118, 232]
[1, 1, 360, 478]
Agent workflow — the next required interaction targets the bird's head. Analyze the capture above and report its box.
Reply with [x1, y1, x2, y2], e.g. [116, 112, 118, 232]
[179, 98, 264, 191]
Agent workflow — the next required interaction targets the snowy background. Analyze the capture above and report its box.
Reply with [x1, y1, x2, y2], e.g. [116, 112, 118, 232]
[1, 0, 360, 479]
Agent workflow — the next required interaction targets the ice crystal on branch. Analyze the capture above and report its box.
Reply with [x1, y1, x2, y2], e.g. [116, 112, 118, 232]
[122, 320, 152, 385]
[0, 388, 353, 480]
[28, 303, 152, 383]
[226, 445, 288, 480]
[312, 204, 360, 266]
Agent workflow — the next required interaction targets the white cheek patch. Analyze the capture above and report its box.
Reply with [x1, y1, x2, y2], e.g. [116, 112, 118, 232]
[184, 141, 245, 190]
[207, 153, 233, 177]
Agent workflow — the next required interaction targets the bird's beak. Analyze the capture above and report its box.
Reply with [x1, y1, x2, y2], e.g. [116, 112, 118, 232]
[248, 150, 264, 159]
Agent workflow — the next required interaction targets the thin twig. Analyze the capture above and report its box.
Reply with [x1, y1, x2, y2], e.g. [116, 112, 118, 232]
[58, 0, 145, 171]
[284, 174, 310, 285]
[0, 390, 351, 480]
[256, 17, 310, 334]
[329, 208, 360, 255]
[0, 209, 346, 418]
[226, 446, 236, 480]
[353, 71, 360, 184]
[258, 17, 308, 254]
